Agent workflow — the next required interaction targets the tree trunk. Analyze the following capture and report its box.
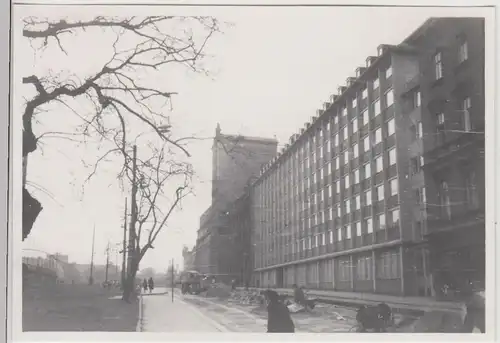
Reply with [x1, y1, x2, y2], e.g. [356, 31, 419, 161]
[122, 257, 140, 302]
[23, 130, 42, 241]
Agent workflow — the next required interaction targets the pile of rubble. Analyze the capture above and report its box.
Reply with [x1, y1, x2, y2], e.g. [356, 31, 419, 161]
[227, 289, 266, 306]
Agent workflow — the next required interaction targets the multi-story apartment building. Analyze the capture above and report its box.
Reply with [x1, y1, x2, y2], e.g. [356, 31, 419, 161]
[193, 124, 277, 281]
[398, 18, 485, 298]
[251, 18, 484, 297]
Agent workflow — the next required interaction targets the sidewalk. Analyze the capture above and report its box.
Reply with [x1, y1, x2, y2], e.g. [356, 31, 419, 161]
[241, 287, 465, 314]
[140, 289, 228, 332]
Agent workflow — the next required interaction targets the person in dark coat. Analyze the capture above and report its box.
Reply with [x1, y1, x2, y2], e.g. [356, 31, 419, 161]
[265, 290, 295, 333]
[356, 303, 392, 332]
[143, 279, 148, 292]
[148, 277, 154, 293]
[292, 284, 306, 306]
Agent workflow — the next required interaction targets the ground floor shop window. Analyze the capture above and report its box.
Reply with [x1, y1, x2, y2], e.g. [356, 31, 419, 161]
[339, 260, 351, 282]
[356, 256, 373, 281]
[377, 251, 400, 279]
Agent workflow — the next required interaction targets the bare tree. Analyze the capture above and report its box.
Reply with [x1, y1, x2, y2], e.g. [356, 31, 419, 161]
[121, 142, 193, 300]
[21, 16, 221, 240]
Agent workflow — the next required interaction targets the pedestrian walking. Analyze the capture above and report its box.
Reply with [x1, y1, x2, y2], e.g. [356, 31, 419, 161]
[148, 277, 154, 294]
[143, 279, 148, 293]
[265, 289, 295, 333]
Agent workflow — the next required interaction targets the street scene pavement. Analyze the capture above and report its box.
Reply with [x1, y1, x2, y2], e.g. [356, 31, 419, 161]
[140, 287, 365, 333]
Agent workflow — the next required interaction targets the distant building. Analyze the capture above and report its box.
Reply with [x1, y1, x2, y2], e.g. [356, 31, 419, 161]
[193, 124, 278, 281]
[250, 18, 484, 297]
[182, 246, 195, 271]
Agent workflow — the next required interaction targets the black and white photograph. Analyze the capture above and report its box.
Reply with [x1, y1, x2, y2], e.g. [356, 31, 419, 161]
[11, 2, 494, 338]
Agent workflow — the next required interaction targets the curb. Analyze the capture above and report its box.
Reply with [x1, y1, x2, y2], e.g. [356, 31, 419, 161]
[136, 294, 144, 332]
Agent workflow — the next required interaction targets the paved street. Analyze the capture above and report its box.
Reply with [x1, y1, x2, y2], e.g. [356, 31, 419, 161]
[140, 288, 228, 332]
[140, 288, 356, 333]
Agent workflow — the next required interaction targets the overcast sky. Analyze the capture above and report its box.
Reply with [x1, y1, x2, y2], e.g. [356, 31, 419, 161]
[15, 5, 488, 273]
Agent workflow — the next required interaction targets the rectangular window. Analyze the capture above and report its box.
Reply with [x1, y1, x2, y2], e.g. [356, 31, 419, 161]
[377, 252, 400, 279]
[437, 112, 445, 125]
[342, 107, 347, 117]
[328, 184, 332, 197]
[352, 118, 358, 134]
[355, 221, 362, 236]
[343, 126, 349, 140]
[334, 134, 339, 147]
[355, 194, 361, 209]
[365, 190, 372, 206]
[344, 199, 350, 214]
[353, 169, 360, 184]
[352, 143, 359, 159]
[334, 115, 338, 124]
[458, 39, 468, 63]
[362, 88, 368, 100]
[373, 77, 379, 90]
[363, 163, 371, 179]
[346, 224, 352, 239]
[376, 184, 384, 201]
[375, 155, 383, 172]
[326, 141, 331, 153]
[363, 135, 371, 152]
[329, 230, 334, 244]
[385, 66, 392, 79]
[375, 128, 382, 143]
[461, 97, 472, 132]
[390, 208, 400, 226]
[352, 97, 357, 109]
[389, 178, 398, 196]
[385, 89, 394, 108]
[337, 227, 342, 241]
[362, 109, 370, 126]
[335, 180, 340, 193]
[374, 99, 381, 116]
[416, 121, 423, 139]
[344, 150, 349, 166]
[326, 122, 330, 132]
[345, 174, 350, 189]
[337, 205, 342, 218]
[410, 157, 421, 175]
[434, 52, 443, 79]
[413, 91, 421, 108]
[387, 118, 395, 136]
[378, 213, 386, 230]
[366, 217, 373, 233]
[388, 148, 397, 165]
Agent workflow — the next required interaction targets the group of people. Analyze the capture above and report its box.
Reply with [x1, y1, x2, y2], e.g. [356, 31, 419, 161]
[142, 277, 155, 293]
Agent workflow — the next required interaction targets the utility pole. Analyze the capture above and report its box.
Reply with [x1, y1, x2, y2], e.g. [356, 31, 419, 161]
[121, 197, 128, 287]
[89, 225, 96, 285]
[104, 241, 110, 284]
[171, 258, 174, 303]
[127, 145, 138, 289]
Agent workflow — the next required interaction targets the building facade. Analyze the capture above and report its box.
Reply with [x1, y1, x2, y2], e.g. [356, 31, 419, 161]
[193, 124, 278, 281]
[182, 246, 195, 271]
[251, 18, 484, 297]
[400, 18, 485, 298]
